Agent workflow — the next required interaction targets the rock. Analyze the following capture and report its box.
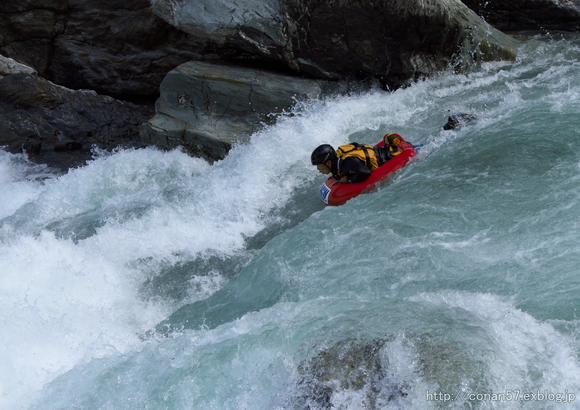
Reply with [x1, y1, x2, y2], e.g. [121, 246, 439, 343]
[140, 61, 323, 161]
[0, 69, 153, 170]
[462, 0, 580, 32]
[0, 0, 234, 98]
[1, 0, 519, 94]
[151, 0, 519, 87]
[285, 0, 519, 84]
[150, 0, 282, 45]
[0, 0, 70, 78]
[442, 113, 477, 130]
[0, 0, 521, 165]
[0, 54, 37, 77]
[289, 337, 409, 409]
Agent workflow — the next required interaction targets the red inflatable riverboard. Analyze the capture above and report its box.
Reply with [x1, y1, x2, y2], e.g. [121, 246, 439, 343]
[318, 138, 417, 206]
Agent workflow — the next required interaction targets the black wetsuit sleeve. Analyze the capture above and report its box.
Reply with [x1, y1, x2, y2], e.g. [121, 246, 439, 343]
[341, 157, 372, 183]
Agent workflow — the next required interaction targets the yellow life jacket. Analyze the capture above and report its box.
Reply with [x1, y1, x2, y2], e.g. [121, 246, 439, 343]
[336, 143, 380, 174]
[386, 145, 403, 157]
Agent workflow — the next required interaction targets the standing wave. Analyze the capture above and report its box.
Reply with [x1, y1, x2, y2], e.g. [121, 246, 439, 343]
[2, 33, 580, 409]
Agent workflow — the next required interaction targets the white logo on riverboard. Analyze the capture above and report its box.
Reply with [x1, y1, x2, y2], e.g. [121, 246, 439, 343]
[319, 182, 331, 204]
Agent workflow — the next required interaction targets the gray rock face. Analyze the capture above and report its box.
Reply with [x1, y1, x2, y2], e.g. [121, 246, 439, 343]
[152, 0, 519, 87]
[0, 67, 153, 170]
[151, 0, 282, 44]
[141, 61, 322, 160]
[0, 0, 535, 165]
[462, 0, 580, 32]
[285, 0, 518, 84]
[0, 54, 37, 77]
[141, 0, 519, 159]
[0, 0, 233, 98]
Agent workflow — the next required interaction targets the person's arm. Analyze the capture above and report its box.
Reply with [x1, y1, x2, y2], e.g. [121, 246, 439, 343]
[340, 157, 372, 183]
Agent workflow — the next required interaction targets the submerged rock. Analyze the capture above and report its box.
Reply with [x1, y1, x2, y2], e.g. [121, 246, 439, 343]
[290, 337, 410, 409]
[140, 61, 323, 160]
[442, 113, 478, 130]
[284, 332, 489, 409]
[0, 68, 152, 170]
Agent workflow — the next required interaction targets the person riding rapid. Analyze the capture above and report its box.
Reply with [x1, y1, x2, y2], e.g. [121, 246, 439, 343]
[311, 115, 477, 189]
[311, 134, 405, 183]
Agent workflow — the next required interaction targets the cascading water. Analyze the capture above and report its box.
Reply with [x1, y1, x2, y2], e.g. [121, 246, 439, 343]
[2, 33, 580, 409]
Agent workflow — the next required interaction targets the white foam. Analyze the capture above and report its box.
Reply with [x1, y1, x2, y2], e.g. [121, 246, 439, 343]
[2, 93, 421, 407]
[3, 34, 580, 409]
[410, 291, 580, 398]
[0, 231, 167, 409]
[0, 150, 51, 221]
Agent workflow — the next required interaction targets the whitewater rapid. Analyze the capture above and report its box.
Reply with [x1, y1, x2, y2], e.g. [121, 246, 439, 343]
[2, 33, 580, 409]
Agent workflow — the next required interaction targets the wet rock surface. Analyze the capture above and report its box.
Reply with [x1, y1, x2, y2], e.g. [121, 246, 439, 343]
[0, 71, 153, 170]
[141, 61, 323, 161]
[0, 0, 238, 99]
[152, 0, 519, 87]
[143, 0, 520, 159]
[290, 337, 409, 409]
[2, 0, 578, 166]
[462, 0, 580, 32]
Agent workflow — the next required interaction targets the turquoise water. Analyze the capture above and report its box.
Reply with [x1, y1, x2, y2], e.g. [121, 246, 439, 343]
[2, 33, 580, 409]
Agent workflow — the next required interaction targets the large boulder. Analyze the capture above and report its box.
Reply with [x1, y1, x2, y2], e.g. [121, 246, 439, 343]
[462, 0, 580, 32]
[0, 0, 522, 165]
[140, 61, 323, 160]
[151, 0, 519, 87]
[0, 56, 153, 170]
[0, 0, 236, 98]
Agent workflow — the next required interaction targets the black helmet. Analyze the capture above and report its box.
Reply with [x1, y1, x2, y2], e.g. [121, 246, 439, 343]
[383, 133, 402, 147]
[311, 144, 336, 165]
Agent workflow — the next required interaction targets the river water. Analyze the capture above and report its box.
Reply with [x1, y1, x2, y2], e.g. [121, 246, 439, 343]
[2, 33, 580, 409]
